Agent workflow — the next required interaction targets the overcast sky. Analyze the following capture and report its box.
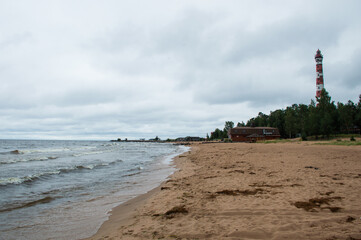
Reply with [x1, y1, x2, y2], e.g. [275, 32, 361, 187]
[1, 0, 360, 140]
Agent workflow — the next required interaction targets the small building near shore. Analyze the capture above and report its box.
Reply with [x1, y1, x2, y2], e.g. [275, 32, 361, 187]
[228, 127, 280, 142]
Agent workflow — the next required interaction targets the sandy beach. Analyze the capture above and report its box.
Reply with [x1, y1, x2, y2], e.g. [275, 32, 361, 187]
[87, 142, 361, 240]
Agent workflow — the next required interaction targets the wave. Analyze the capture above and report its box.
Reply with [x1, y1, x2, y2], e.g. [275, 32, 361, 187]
[0, 150, 26, 155]
[0, 156, 59, 165]
[101, 142, 119, 147]
[72, 151, 106, 157]
[0, 196, 57, 213]
[121, 166, 144, 177]
[0, 170, 62, 186]
[2, 148, 71, 156]
[109, 159, 123, 165]
[124, 166, 143, 172]
[4, 146, 104, 156]
[122, 172, 142, 177]
[0, 160, 124, 186]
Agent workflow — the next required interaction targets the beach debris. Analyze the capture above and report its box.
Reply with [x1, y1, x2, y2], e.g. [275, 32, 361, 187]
[229, 169, 245, 174]
[10, 150, 22, 154]
[216, 190, 239, 196]
[346, 236, 361, 240]
[206, 193, 217, 199]
[152, 231, 165, 238]
[249, 182, 283, 188]
[289, 183, 303, 187]
[323, 206, 342, 212]
[346, 216, 356, 222]
[152, 205, 188, 219]
[204, 175, 217, 179]
[322, 191, 334, 196]
[305, 166, 319, 170]
[164, 205, 188, 219]
[293, 196, 342, 212]
[216, 188, 266, 196]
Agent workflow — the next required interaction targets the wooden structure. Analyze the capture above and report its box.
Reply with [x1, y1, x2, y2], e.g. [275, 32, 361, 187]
[228, 127, 280, 142]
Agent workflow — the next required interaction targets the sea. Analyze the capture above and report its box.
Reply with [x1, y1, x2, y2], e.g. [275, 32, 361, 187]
[0, 139, 189, 240]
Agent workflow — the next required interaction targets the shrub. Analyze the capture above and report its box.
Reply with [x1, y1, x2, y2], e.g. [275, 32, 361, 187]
[223, 138, 232, 143]
[301, 132, 308, 141]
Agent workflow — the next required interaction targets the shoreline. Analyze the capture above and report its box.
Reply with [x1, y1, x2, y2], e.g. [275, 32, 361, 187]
[86, 142, 361, 239]
[84, 185, 162, 240]
[85, 147, 192, 240]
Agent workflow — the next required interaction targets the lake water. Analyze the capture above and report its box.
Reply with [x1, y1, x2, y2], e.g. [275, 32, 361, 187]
[0, 139, 188, 240]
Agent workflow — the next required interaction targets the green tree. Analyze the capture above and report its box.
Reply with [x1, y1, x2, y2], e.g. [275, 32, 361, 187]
[285, 105, 298, 138]
[317, 89, 337, 138]
[223, 121, 234, 138]
[337, 101, 356, 133]
[256, 112, 269, 126]
[210, 128, 223, 140]
[237, 121, 245, 127]
[223, 121, 234, 132]
[298, 104, 309, 137]
[354, 94, 361, 134]
[246, 117, 256, 127]
[306, 99, 320, 137]
[210, 89, 360, 139]
[269, 109, 286, 138]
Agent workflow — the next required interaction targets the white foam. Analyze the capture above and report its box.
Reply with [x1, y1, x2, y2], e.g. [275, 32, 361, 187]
[0, 170, 62, 186]
[72, 151, 106, 157]
[162, 145, 190, 164]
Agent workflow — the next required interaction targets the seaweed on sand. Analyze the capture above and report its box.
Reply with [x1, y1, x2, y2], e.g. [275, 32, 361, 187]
[293, 196, 342, 212]
[164, 205, 188, 219]
[216, 188, 266, 196]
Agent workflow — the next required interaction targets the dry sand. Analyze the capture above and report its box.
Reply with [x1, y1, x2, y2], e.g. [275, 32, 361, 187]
[87, 142, 361, 240]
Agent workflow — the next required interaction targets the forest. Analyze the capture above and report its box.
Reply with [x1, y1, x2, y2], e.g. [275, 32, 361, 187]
[209, 90, 361, 140]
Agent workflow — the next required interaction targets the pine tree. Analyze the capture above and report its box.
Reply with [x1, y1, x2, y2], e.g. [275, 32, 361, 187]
[317, 89, 337, 138]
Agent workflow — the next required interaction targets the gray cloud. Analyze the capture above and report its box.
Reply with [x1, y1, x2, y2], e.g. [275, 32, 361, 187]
[1, 0, 360, 140]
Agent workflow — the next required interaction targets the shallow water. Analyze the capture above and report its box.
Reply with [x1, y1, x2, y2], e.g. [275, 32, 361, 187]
[0, 140, 188, 240]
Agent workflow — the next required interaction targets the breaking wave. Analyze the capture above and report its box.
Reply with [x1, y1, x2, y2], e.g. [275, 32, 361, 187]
[72, 151, 106, 157]
[3, 146, 99, 156]
[0, 160, 124, 186]
[0, 156, 58, 165]
[8, 148, 70, 154]
[0, 196, 57, 213]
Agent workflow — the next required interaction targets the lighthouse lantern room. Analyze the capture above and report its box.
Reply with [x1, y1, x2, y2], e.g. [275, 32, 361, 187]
[315, 49, 324, 98]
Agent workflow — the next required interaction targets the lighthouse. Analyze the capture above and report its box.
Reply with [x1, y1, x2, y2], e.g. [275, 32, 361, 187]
[315, 49, 324, 98]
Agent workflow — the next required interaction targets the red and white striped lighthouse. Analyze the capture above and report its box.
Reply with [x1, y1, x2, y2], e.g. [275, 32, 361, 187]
[315, 49, 324, 98]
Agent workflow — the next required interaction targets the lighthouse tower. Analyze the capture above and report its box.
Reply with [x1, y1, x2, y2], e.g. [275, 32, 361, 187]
[315, 49, 324, 98]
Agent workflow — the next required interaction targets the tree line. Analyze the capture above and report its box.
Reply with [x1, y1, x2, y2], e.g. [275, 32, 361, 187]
[209, 90, 361, 140]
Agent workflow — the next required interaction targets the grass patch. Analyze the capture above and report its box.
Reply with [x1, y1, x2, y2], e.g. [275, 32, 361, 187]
[314, 141, 361, 146]
[306, 134, 360, 141]
[255, 134, 361, 144]
[257, 139, 293, 144]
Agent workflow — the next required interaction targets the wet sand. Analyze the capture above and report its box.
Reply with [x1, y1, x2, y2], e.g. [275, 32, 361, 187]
[87, 142, 361, 240]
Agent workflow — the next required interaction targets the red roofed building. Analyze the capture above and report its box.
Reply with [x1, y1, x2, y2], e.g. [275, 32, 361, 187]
[228, 127, 281, 142]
